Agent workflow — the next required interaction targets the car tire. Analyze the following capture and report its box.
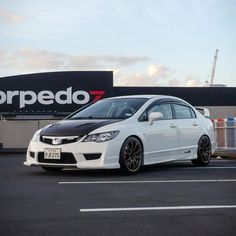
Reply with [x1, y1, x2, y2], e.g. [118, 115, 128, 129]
[119, 136, 143, 174]
[192, 135, 211, 166]
[41, 167, 63, 172]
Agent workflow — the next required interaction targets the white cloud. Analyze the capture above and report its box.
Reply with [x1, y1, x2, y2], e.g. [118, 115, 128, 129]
[0, 48, 151, 77]
[148, 64, 168, 78]
[0, 48, 150, 73]
[115, 64, 170, 87]
[114, 65, 203, 87]
[116, 72, 149, 87]
[68, 55, 99, 70]
[14, 48, 65, 70]
[0, 48, 203, 87]
[0, 8, 26, 24]
[186, 79, 198, 87]
[185, 74, 202, 87]
[102, 55, 150, 66]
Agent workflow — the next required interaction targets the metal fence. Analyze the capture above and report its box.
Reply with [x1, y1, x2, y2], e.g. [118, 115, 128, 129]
[212, 117, 236, 157]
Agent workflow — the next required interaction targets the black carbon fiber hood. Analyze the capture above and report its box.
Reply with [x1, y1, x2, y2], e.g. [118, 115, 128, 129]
[40, 119, 120, 137]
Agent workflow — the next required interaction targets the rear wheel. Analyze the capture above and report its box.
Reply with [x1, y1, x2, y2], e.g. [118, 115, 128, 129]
[41, 167, 63, 172]
[192, 136, 211, 166]
[119, 137, 143, 174]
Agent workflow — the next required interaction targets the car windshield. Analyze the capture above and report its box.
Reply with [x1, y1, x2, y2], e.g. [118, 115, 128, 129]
[68, 98, 148, 120]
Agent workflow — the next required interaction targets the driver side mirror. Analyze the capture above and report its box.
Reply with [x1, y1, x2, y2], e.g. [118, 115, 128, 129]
[148, 112, 163, 125]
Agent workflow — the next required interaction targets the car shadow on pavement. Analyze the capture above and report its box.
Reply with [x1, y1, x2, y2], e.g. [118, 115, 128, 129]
[25, 161, 195, 178]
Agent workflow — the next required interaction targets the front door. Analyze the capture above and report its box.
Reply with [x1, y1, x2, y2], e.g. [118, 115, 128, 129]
[140, 102, 180, 165]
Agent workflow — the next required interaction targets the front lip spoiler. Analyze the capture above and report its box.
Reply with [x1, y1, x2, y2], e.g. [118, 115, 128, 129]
[23, 161, 77, 168]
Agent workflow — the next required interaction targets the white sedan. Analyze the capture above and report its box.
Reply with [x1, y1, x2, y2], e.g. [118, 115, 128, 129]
[24, 95, 216, 174]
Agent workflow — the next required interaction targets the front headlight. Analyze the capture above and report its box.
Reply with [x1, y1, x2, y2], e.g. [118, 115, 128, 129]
[82, 131, 119, 143]
[32, 130, 41, 143]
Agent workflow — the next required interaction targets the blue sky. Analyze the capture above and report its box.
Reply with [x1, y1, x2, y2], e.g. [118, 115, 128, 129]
[0, 0, 235, 86]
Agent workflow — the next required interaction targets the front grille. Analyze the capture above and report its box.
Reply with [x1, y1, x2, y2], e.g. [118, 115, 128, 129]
[38, 152, 77, 164]
[40, 136, 80, 145]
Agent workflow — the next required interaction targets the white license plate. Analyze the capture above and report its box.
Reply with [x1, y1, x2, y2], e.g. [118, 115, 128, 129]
[44, 148, 61, 159]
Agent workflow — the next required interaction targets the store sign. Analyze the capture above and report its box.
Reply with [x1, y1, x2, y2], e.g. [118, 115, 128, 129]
[0, 88, 105, 108]
[0, 71, 113, 114]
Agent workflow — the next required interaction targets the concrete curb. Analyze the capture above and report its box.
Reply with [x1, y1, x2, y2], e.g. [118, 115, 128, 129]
[212, 148, 236, 160]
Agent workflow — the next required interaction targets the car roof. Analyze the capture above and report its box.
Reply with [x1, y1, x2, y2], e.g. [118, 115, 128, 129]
[106, 94, 180, 100]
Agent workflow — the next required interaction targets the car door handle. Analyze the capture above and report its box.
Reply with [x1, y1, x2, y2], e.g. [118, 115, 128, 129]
[192, 122, 199, 127]
[169, 123, 177, 128]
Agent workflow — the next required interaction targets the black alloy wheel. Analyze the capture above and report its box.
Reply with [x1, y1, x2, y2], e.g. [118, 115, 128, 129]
[120, 137, 143, 174]
[192, 136, 211, 166]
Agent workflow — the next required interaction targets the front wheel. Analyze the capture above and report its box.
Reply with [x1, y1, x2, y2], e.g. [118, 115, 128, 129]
[192, 136, 211, 166]
[119, 137, 143, 174]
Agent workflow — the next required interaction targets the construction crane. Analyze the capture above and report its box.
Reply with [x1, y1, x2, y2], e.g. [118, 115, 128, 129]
[210, 49, 219, 85]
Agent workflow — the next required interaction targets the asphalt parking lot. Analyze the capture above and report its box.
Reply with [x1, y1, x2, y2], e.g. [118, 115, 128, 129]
[0, 154, 236, 236]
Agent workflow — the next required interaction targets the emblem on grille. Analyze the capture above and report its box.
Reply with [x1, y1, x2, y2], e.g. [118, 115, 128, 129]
[52, 138, 62, 145]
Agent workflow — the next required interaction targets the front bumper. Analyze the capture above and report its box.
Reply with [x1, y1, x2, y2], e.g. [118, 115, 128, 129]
[24, 138, 122, 169]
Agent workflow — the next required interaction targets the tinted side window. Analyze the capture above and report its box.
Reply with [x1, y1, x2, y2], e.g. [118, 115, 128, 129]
[140, 103, 173, 120]
[173, 104, 193, 119]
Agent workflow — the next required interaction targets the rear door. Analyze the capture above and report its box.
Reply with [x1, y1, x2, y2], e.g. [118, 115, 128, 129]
[172, 103, 202, 158]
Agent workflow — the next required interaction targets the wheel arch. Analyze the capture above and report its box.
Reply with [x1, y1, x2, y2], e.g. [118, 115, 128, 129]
[198, 134, 212, 152]
[119, 135, 144, 164]
[192, 134, 212, 166]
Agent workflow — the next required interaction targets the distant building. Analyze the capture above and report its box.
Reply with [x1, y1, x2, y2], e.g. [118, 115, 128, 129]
[210, 84, 227, 87]
[204, 80, 226, 87]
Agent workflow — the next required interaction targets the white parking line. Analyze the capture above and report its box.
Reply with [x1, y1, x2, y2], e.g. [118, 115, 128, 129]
[178, 167, 236, 169]
[80, 205, 236, 213]
[59, 179, 236, 184]
[64, 166, 236, 171]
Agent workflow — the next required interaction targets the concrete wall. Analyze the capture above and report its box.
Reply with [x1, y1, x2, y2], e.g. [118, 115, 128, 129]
[0, 120, 57, 148]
